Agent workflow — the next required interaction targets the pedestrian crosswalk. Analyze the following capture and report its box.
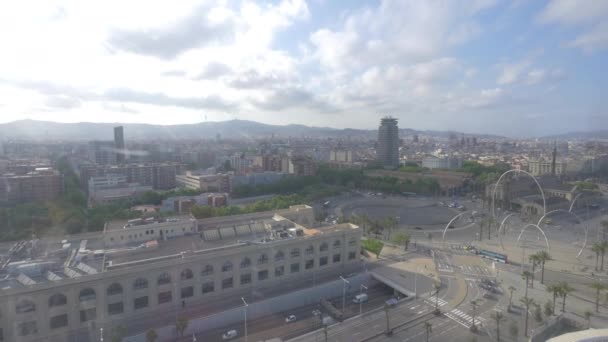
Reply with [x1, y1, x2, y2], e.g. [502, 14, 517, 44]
[426, 296, 448, 307]
[457, 264, 492, 276]
[445, 308, 485, 328]
[437, 262, 453, 272]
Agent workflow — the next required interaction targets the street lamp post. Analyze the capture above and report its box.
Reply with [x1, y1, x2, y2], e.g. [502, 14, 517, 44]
[340, 276, 350, 316]
[359, 284, 368, 316]
[241, 297, 248, 342]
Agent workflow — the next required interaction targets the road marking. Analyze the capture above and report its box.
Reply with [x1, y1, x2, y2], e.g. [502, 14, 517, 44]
[410, 305, 420, 309]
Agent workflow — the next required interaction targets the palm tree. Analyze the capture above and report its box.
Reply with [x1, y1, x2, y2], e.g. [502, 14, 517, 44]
[520, 297, 536, 337]
[529, 254, 540, 288]
[146, 329, 158, 342]
[478, 219, 485, 242]
[509, 321, 518, 340]
[491, 311, 506, 342]
[424, 321, 432, 342]
[176, 315, 189, 337]
[488, 217, 495, 240]
[433, 282, 441, 315]
[601, 219, 608, 241]
[547, 284, 562, 315]
[522, 271, 533, 298]
[508, 286, 516, 310]
[584, 310, 592, 329]
[601, 241, 608, 271]
[111, 325, 126, 342]
[589, 281, 606, 313]
[592, 242, 602, 271]
[535, 251, 552, 284]
[559, 282, 575, 313]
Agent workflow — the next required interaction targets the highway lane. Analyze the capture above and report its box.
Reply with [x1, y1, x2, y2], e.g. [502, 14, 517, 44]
[183, 284, 394, 342]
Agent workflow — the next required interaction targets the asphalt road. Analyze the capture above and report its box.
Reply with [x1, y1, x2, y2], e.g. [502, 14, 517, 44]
[183, 283, 395, 342]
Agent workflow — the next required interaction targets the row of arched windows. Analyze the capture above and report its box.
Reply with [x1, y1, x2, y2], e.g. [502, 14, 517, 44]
[15, 238, 358, 315]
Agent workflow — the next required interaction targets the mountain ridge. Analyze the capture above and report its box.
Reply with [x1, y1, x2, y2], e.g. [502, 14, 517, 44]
[0, 119, 505, 141]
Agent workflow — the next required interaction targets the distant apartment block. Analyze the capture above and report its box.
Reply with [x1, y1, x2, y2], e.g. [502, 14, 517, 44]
[330, 149, 353, 163]
[175, 171, 230, 192]
[80, 163, 182, 190]
[88, 174, 152, 206]
[377, 117, 400, 169]
[421, 156, 463, 170]
[0, 168, 63, 203]
[527, 159, 565, 176]
[289, 156, 317, 176]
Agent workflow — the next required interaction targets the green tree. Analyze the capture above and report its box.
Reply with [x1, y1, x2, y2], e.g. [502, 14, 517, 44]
[522, 271, 533, 298]
[544, 300, 553, 317]
[508, 286, 516, 310]
[424, 321, 432, 342]
[491, 311, 506, 342]
[111, 325, 126, 342]
[534, 304, 543, 323]
[535, 251, 552, 284]
[601, 241, 608, 271]
[520, 297, 536, 337]
[176, 315, 189, 337]
[509, 321, 518, 340]
[529, 254, 540, 288]
[559, 282, 575, 313]
[391, 232, 411, 250]
[546, 284, 562, 315]
[592, 242, 602, 271]
[146, 329, 158, 342]
[588, 281, 606, 313]
[433, 283, 441, 315]
[584, 310, 592, 329]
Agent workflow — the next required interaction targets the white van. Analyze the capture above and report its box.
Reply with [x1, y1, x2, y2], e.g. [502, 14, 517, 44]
[353, 293, 368, 304]
[222, 330, 238, 340]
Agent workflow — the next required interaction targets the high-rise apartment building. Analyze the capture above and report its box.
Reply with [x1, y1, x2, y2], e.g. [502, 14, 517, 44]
[114, 126, 125, 164]
[377, 117, 399, 169]
[88, 141, 115, 165]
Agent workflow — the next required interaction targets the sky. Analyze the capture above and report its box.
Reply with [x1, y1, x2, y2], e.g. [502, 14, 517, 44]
[0, 0, 607, 137]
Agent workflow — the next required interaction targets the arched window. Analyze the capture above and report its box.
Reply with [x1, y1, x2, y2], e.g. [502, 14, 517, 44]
[333, 240, 341, 248]
[106, 283, 123, 296]
[291, 248, 300, 258]
[320, 242, 329, 252]
[157, 272, 171, 286]
[180, 268, 193, 280]
[275, 250, 285, 261]
[79, 288, 96, 302]
[16, 299, 36, 313]
[305, 245, 314, 255]
[222, 261, 233, 272]
[240, 257, 251, 269]
[133, 278, 148, 290]
[48, 293, 67, 307]
[258, 254, 268, 265]
[201, 265, 214, 276]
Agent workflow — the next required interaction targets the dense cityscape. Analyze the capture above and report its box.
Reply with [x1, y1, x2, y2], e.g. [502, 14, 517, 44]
[0, 117, 608, 342]
[2, 0, 608, 342]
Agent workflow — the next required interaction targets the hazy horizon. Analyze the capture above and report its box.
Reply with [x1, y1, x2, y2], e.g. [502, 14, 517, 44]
[0, 0, 607, 136]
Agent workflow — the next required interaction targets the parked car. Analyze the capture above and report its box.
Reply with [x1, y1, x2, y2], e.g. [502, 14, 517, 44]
[222, 330, 238, 340]
[285, 314, 297, 323]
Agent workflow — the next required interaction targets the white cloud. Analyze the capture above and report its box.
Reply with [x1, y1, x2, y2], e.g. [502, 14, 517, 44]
[525, 68, 566, 85]
[538, 0, 608, 52]
[497, 59, 532, 85]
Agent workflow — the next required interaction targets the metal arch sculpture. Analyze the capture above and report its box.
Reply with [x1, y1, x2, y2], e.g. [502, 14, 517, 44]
[536, 209, 588, 258]
[568, 193, 584, 213]
[441, 211, 474, 247]
[517, 223, 550, 251]
[498, 213, 518, 250]
[491, 169, 546, 220]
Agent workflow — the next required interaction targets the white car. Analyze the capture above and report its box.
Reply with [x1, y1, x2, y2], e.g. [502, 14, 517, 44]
[222, 330, 238, 340]
[285, 314, 297, 323]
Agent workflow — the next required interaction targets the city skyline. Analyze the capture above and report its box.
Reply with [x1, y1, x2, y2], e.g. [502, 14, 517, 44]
[0, 0, 607, 136]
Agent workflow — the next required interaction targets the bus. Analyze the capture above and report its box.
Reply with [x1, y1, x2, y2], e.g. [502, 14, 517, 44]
[477, 249, 508, 263]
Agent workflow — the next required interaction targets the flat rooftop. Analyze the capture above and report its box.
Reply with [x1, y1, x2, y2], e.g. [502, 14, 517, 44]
[105, 215, 194, 232]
